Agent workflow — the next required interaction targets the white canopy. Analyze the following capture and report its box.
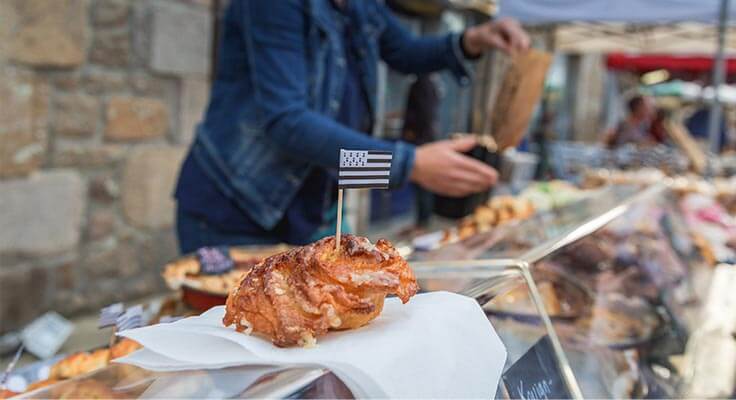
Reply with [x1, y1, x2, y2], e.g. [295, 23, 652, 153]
[498, 0, 734, 25]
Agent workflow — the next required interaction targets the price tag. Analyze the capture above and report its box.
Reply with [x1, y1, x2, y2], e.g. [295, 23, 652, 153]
[21, 312, 73, 359]
[502, 335, 571, 400]
[197, 246, 234, 275]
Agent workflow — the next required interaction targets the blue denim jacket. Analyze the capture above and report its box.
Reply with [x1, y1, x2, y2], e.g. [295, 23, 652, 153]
[190, 0, 471, 230]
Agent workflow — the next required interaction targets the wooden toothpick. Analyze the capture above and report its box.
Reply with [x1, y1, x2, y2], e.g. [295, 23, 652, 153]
[335, 189, 344, 251]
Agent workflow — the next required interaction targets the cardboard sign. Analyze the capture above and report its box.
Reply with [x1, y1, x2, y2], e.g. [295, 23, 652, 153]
[502, 335, 571, 400]
[197, 246, 234, 275]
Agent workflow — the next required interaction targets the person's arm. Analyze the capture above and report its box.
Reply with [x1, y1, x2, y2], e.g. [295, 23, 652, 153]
[376, 3, 530, 81]
[243, 1, 496, 196]
[242, 1, 414, 188]
[376, 4, 472, 83]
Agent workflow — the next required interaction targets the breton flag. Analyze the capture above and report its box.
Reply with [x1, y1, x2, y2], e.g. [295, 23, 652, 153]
[98, 303, 124, 329]
[115, 305, 144, 332]
[339, 149, 392, 189]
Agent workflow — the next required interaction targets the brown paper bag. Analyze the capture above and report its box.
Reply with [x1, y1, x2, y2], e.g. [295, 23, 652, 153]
[487, 49, 552, 150]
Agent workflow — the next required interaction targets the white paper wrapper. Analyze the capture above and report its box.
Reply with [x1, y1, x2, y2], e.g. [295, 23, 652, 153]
[115, 291, 506, 398]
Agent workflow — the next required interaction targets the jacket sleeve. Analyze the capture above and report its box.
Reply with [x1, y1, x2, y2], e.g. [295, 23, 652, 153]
[376, 3, 472, 85]
[240, 1, 414, 189]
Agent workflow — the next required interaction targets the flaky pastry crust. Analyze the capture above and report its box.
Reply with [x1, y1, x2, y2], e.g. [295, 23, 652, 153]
[223, 235, 418, 347]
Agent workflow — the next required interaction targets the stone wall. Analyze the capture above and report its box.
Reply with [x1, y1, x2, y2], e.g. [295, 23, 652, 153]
[0, 0, 212, 333]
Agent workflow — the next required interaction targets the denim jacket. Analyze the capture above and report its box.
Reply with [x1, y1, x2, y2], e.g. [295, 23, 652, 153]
[190, 0, 471, 230]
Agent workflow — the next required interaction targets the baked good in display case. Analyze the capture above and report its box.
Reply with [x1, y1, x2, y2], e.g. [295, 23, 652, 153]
[162, 245, 290, 310]
[439, 195, 535, 246]
[223, 235, 418, 347]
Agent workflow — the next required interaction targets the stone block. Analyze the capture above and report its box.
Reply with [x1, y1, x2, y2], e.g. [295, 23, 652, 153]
[50, 72, 81, 91]
[0, 68, 49, 178]
[149, 1, 211, 76]
[105, 96, 169, 141]
[0, 265, 51, 334]
[121, 146, 186, 229]
[81, 238, 140, 280]
[92, 0, 130, 27]
[0, 170, 85, 255]
[179, 78, 209, 144]
[82, 69, 128, 94]
[129, 73, 179, 98]
[90, 29, 131, 67]
[53, 145, 126, 168]
[53, 93, 99, 137]
[8, 0, 88, 68]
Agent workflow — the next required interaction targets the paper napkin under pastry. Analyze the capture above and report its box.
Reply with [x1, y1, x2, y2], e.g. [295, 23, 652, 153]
[115, 291, 506, 398]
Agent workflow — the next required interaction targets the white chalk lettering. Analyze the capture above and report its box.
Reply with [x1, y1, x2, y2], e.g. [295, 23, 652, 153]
[517, 378, 554, 400]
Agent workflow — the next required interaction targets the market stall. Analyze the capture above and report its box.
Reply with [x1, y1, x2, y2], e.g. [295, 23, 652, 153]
[4, 178, 734, 399]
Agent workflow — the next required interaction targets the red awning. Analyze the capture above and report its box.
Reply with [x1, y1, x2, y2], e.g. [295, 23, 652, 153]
[606, 53, 736, 74]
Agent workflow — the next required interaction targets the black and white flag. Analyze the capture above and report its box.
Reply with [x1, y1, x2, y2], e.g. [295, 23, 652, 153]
[98, 302, 124, 329]
[338, 149, 392, 189]
[116, 305, 144, 332]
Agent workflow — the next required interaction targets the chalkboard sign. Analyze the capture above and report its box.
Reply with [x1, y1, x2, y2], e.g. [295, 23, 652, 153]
[502, 335, 572, 400]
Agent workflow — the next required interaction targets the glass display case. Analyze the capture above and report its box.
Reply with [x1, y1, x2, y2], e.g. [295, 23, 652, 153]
[14, 182, 736, 399]
[410, 181, 734, 398]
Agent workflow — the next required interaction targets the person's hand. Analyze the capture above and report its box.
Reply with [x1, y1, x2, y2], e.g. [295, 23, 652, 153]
[410, 137, 498, 197]
[462, 18, 530, 57]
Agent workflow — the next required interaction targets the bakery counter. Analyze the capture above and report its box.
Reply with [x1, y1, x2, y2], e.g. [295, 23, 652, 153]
[7, 181, 734, 399]
[11, 260, 580, 399]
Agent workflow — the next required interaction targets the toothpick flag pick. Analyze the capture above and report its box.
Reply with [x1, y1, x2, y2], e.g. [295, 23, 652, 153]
[335, 149, 393, 250]
[98, 302, 124, 329]
[115, 305, 144, 332]
[338, 150, 393, 189]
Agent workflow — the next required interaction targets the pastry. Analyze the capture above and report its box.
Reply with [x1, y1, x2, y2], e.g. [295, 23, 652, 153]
[223, 235, 418, 347]
[110, 338, 142, 360]
[162, 246, 289, 295]
[0, 389, 19, 399]
[438, 196, 535, 246]
[49, 349, 110, 380]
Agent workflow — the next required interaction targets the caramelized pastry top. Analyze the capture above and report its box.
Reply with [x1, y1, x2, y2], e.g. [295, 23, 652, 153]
[223, 235, 418, 347]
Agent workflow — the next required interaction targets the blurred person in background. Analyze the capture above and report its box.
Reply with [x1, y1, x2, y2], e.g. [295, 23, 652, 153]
[605, 95, 656, 148]
[174, 0, 529, 252]
[401, 74, 441, 229]
[648, 108, 670, 144]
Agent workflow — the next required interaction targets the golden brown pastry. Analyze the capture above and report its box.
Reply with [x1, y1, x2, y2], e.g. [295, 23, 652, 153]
[50, 352, 88, 379]
[49, 349, 109, 380]
[110, 338, 142, 360]
[223, 235, 418, 347]
[0, 389, 19, 399]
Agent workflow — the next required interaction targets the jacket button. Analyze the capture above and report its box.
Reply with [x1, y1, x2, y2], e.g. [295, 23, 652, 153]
[336, 58, 345, 67]
[330, 100, 340, 110]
